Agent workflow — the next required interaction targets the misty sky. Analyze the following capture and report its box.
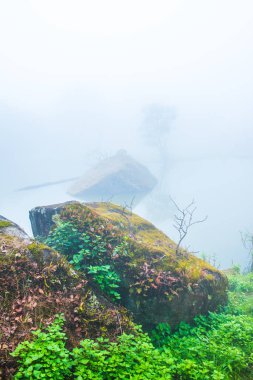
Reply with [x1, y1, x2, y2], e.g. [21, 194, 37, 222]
[1, 1, 253, 268]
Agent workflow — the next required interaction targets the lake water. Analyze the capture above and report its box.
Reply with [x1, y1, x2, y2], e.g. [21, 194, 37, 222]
[0, 157, 252, 269]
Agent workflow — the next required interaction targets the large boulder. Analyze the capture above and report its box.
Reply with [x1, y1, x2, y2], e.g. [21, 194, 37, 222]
[0, 217, 132, 377]
[29, 201, 77, 238]
[29, 201, 228, 330]
[67, 150, 157, 205]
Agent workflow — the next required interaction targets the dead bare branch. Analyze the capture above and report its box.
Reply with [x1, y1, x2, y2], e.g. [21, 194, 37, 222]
[170, 196, 208, 256]
[118, 197, 136, 238]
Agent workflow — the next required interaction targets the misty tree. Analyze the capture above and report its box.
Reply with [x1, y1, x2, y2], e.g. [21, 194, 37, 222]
[141, 103, 176, 184]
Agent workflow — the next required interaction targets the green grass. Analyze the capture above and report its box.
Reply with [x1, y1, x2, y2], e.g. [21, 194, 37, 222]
[224, 270, 253, 316]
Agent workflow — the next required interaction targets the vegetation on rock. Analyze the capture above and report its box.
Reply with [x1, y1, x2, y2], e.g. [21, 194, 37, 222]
[45, 215, 122, 301]
[41, 202, 228, 329]
[0, 234, 133, 378]
[1, 210, 252, 379]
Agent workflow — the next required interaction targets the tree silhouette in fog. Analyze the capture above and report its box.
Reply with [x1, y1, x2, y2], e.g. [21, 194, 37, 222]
[142, 103, 176, 184]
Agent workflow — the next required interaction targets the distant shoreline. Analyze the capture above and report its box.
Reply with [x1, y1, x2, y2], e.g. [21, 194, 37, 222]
[16, 177, 79, 192]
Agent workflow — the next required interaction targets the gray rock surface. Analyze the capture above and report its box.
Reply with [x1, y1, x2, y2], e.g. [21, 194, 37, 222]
[0, 215, 31, 242]
[29, 201, 78, 238]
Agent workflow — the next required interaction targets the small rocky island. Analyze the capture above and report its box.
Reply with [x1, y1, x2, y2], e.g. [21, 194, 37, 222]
[68, 150, 157, 205]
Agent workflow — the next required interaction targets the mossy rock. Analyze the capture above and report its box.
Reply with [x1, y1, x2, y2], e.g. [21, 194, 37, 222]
[0, 222, 133, 377]
[30, 202, 228, 330]
[0, 215, 30, 240]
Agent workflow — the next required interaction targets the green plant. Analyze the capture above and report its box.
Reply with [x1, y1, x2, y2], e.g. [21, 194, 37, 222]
[227, 271, 253, 293]
[46, 221, 117, 302]
[224, 271, 253, 316]
[45, 218, 127, 301]
[112, 236, 130, 258]
[70, 234, 108, 269]
[12, 308, 253, 380]
[152, 312, 253, 379]
[87, 265, 121, 300]
[11, 314, 72, 379]
[72, 328, 174, 379]
[45, 217, 82, 259]
[224, 292, 250, 315]
[150, 322, 171, 347]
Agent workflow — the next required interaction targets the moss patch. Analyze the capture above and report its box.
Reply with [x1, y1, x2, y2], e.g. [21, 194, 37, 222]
[0, 220, 12, 228]
[86, 202, 219, 276]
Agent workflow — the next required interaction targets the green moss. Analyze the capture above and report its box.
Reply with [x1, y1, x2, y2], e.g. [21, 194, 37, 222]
[85, 202, 222, 281]
[28, 241, 50, 255]
[0, 220, 12, 228]
[87, 202, 175, 253]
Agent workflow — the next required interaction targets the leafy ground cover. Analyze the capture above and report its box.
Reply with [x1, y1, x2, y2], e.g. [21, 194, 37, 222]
[225, 269, 253, 316]
[10, 207, 253, 379]
[12, 271, 253, 379]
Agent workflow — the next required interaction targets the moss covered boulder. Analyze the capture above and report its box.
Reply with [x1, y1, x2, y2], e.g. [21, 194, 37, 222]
[30, 202, 228, 330]
[0, 218, 133, 377]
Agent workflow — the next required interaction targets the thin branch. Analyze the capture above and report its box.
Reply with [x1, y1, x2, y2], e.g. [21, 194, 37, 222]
[170, 196, 208, 256]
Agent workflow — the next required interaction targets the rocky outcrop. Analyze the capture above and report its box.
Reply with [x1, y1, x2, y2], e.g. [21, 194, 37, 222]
[0, 215, 31, 242]
[0, 216, 133, 378]
[68, 150, 157, 205]
[29, 201, 77, 237]
[29, 201, 228, 330]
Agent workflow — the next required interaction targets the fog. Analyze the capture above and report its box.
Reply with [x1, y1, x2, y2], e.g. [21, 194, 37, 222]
[1, 0, 253, 268]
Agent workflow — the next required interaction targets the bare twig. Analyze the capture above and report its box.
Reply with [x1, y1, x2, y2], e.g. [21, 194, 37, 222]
[101, 196, 114, 208]
[170, 197, 207, 255]
[118, 197, 136, 238]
